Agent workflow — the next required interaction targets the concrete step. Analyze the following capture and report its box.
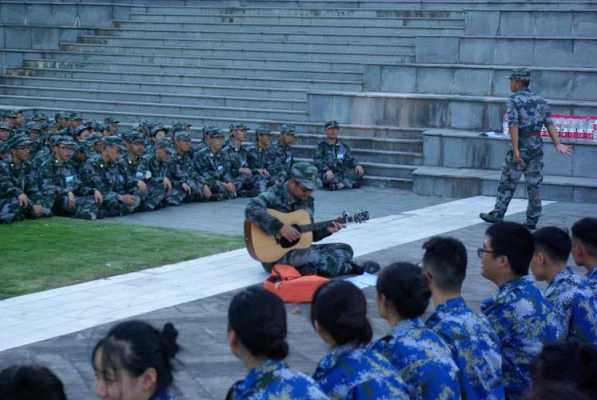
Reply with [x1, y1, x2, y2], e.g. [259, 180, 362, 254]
[417, 35, 597, 68]
[16, 68, 363, 91]
[412, 166, 597, 202]
[0, 25, 98, 51]
[292, 144, 422, 165]
[0, 95, 309, 121]
[78, 34, 416, 51]
[0, 75, 309, 101]
[23, 59, 363, 82]
[113, 20, 464, 36]
[127, 13, 465, 28]
[59, 43, 415, 64]
[293, 133, 422, 153]
[365, 63, 597, 102]
[0, 85, 307, 111]
[238, 1, 597, 10]
[309, 91, 597, 131]
[1, 49, 366, 72]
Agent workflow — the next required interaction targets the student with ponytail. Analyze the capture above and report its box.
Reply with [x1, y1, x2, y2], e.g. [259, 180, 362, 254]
[91, 320, 180, 400]
[310, 280, 410, 399]
[226, 286, 328, 400]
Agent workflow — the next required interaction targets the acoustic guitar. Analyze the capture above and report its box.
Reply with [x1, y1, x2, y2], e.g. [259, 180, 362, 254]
[244, 209, 369, 263]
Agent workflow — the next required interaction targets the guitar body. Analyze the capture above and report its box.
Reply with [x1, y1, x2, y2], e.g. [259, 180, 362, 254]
[245, 209, 314, 263]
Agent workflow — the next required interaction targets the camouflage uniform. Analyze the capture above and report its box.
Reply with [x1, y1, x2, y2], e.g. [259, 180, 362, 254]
[587, 268, 597, 295]
[480, 277, 560, 400]
[135, 139, 187, 211]
[313, 343, 410, 399]
[194, 131, 236, 201]
[371, 317, 461, 400]
[248, 128, 278, 194]
[544, 267, 597, 344]
[151, 389, 176, 400]
[79, 138, 140, 218]
[226, 359, 328, 400]
[172, 132, 208, 202]
[245, 165, 354, 276]
[426, 296, 505, 400]
[313, 141, 362, 190]
[492, 72, 554, 225]
[271, 124, 296, 185]
[35, 136, 98, 219]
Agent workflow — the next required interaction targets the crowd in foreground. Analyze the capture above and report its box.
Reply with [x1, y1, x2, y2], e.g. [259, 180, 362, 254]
[0, 110, 365, 223]
[2, 217, 597, 400]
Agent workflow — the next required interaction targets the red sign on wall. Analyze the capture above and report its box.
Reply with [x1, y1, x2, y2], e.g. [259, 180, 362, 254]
[541, 114, 597, 141]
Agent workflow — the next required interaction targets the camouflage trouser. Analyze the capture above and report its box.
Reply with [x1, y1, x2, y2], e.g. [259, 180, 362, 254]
[494, 136, 544, 225]
[262, 243, 355, 277]
[97, 192, 140, 218]
[207, 181, 237, 201]
[0, 197, 51, 224]
[322, 168, 363, 190]
[232, 174, 259, 197]
[140, 181, 187, 211]
[37, 192, 99, 220]
[182, 181, 210, 202]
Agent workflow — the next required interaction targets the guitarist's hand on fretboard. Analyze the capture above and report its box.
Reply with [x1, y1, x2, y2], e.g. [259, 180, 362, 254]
[280, 224, 301, 242]
[326, 220, 346, 234]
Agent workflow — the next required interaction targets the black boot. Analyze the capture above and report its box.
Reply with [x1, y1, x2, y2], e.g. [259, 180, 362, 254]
[351, 261, 381, 275]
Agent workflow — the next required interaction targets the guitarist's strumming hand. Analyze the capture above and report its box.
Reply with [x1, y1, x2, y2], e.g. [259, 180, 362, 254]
[280, 224, 301, 242]
[327, 221, 345, 234]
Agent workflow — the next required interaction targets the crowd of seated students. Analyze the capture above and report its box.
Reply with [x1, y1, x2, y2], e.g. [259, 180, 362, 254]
[2, 215, 596, 398]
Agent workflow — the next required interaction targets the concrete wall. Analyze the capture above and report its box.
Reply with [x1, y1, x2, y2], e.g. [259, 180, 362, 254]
[0, 3, 135, 26]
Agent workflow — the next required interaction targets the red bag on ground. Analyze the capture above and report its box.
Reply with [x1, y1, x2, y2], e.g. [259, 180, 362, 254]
[263, 264, 329, 303]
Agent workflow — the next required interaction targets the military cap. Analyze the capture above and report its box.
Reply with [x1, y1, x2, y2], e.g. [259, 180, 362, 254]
[174, 130, 192, 142]
[509, 68, 531, 81]
[155, 137, 176, 156]
[0, 123, 14, 132]
[280, 124, 296, 135]
[172, 122, 191, 131]
[103, 136, 125, 150]
[289, 162, 318, 191]
[255, 127, 271, 136]
[85, 133, 105, 144]
[25, 121, 44, 131]
[32, 113, 48, 122]
[4, 110, 17, 118]
[68, 112, 82, 121]
[54, 135, 77, 147]
[204, 127, 224, 138]
[324, 120, 339, 129]
[150, 125, 167, 135]
[73, 125, 92, 135]
[7, 134, 33, 150]
[104, 117, 120, 124]
[229, 122, 248, 132]
[54, 112, 65, 121]
[122, 130, 145, 143]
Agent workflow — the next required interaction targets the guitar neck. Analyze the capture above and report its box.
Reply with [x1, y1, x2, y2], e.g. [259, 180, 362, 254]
[297, 219, 338, 233]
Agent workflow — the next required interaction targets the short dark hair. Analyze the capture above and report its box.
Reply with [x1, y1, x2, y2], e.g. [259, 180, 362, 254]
[533, 226, 571, 263]
[422, 236, 467, 291]
[228, 286, 289, 359]
[486, 222, 534, 276]
[311, 280, 372, 346]
[376, 262, 430, 319]
[91, 320, 180, 393]
[525, 383, 591, 400]
[0, 365, 66, 400]
[571, 217, 597, 257]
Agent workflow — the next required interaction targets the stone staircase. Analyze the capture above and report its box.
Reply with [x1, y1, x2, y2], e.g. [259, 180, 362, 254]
[1, 0, 596, 195]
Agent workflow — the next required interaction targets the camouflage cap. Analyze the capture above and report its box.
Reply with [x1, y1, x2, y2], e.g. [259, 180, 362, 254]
[4, 110, 17, 118]
[229, 122, 248, 132]
[54, 135, 77, 147]
[155, 137, 176, 155]
[289, 161, 318, 190]
[104, 117, 120, 124]
[7, 133, 33, 150]
[74, 125, 92, 135]
[25, 121, 44, 132]
[68, 112, 82, 121]
[509, 68, 531, 81]
[174, 130, 192, 142]
[0, 123, 14, 132]
[122, 130, 145, 144]
[172, 122, 191, 131]
[54, 112, 65, 121]
[205, 127, 224, 139]
[150, 125, 167, 135]
[255, 127, 271, 136]
[103, 135, 125, 150]
[280, 124, 296, 135]
[324, 120, 339, 129]
[32, 113, 48, 122]
[85, 133, 105, 144]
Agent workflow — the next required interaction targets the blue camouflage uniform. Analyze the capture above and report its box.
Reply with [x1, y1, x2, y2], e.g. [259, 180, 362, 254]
[226, 359, 328, 400]
[480, 277, 559, 400]
[371, 317, 461, 400]
[587, 268, 597, 295]
[150, 389, 175, 400]
[313, 343, 410, 400]
[544, 267, 597, 344]
[426, 296, 505, 400]
[494, 86, 553, 226]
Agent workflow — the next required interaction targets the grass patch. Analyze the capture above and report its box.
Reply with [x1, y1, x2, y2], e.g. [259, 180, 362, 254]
[0, 217, 244, 299]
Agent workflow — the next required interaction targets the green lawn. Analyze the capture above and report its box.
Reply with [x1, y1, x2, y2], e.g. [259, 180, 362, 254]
[0, 218, 244, 299]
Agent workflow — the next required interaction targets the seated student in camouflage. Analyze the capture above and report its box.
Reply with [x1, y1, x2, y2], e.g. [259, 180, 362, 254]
[479, 222, 560, 400]
[143, 125, 169, 156]
[226, 286, 329, 400]
[248, 127, 278, 194]
[35, 135, 98, 220]
[122, 130, 149, 198]
[422, 237, 505, 400]
[314, 120, 364, 190]
[531, 226, 597, 344]
[3, 110, 19, 130]
[571, 217, 597, 296]
[0, 134, 50, 223]
[372, 262, 461, 400]
[271, 124, 296, 185]
[311, 280, 410, 400]
[224, 123, 258, 197]
[80, 136, 140, 218]
[135, 138, 187, 211]
[104, 117, 120, 136]
[0, 123, 13, 161]
[172, 131, 211, 202]
[194, 128, 237, 201]
[245, 161, 377, 277]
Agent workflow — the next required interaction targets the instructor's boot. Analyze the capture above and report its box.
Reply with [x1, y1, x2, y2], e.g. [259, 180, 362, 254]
[480, 211, 502, 224]
[351, 260, 381, 275]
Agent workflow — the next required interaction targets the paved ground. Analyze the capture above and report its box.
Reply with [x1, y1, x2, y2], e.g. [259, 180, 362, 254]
[1, 187, 596, 400]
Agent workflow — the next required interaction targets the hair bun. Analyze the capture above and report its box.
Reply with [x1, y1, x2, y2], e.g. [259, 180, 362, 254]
[160, 322, 180, 359]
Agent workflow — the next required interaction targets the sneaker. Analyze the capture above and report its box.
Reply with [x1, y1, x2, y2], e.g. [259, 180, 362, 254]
[480, 211, 502, 224]
[351, 260, 381, 275]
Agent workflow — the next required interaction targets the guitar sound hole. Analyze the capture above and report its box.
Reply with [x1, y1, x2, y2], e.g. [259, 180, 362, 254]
[278, 224, 301, 248]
